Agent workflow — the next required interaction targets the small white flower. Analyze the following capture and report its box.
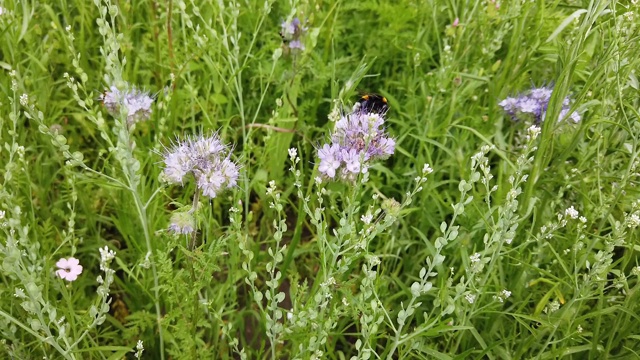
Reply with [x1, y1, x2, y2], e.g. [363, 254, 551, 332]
[501, 289, 512, 299]
[527, 125, 541, 140]
[99, 246, 116, 264]
[268, 180, 277, 192]
[14, 288, 26, 298]
[577, 325, 583, 333]
[65, 25, 71, 32]
[0, 210, 5, 219]
[20, 94, 29, 106]
[328, 106, 341, 122]
[361, 213, 373, 225]
[134, 340, 144, 358]
[465, 293, 476, 304]
[321, 277, 336, 288]
[140, 252, 151, 269]
[565, 206, 579, 220]
[470, 252, 481, 263]
[422, 163, 434, 174]
[288, 147, 298, 160]
[544, 300, 561, 314]
[627, 213, 640, 228]
[579, 216, 587, 224]
[368, 256, 381, 267]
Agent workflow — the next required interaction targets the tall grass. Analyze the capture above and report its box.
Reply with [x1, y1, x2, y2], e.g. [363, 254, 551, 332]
[1, 0, 639, 358]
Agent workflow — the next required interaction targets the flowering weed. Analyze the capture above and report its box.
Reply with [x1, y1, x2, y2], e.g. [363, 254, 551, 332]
[1, 0, 639, 359]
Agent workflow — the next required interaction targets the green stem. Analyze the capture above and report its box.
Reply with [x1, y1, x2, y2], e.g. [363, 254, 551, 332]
[131, 190, 165, 360]
[0, 310, 70, 357]
[189, 190, 200, 250]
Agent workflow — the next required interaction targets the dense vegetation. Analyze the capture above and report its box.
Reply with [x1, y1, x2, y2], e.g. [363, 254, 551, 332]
[1, 0, 639, 358]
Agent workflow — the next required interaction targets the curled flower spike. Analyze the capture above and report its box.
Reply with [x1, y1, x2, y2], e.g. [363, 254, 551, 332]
[161, 134, 240, 199]
[499, 86, 580, 124]
[55, 257, 83, 282]
[168, 211, 196, 235]
[100, 83, 154, 125]
[317, 107, 395, 182]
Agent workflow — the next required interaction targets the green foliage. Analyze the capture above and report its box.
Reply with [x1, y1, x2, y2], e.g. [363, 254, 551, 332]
[1, 0, 639, 359]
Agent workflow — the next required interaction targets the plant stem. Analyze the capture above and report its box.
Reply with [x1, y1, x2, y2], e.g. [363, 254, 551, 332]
[131, 190, 165, 360]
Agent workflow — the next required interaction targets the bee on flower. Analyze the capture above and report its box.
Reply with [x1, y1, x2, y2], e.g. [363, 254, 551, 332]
[317, 98, 396, 182]
[280, 17, 308, 52]
[100, 83, 154, 126]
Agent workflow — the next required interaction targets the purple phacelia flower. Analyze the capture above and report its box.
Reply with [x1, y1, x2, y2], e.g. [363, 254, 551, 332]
[280, 17, 307, 51]
[101, 83, 154, 125]
[499, 86, 580, 124]
[101, 85, 122, 114]
[288, 40, 304, 50]
[317, 108, 395, 182]
[559, 108, 581, 123]
[529, 87, 552, 101]
[161, 134, 240, 198]
[318, 144, 341, 178]
[168, 211, 196, 235]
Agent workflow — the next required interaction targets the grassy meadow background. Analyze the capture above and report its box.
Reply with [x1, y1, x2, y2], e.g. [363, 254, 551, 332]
[1, 0, 640, 358]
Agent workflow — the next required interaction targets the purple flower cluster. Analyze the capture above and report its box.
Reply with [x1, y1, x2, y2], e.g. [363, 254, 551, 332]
[280, 17, 307, 51]
[168, 211, 196, 235]
[101, 83, 154, 125]
[317, 109, 395, 181]
[499, 86, 580, 124]
[162, 134, 240, 198]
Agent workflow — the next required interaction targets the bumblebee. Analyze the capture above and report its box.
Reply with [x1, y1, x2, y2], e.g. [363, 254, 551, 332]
[109, 292, 130, 324]
[356, 93, 389, 114]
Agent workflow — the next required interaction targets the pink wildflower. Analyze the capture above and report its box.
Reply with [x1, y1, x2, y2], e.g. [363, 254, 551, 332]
[55, 257, 83, 282]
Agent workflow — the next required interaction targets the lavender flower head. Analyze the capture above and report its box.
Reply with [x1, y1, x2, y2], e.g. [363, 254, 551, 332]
[101, 83, 154, 125]
[499, 86, 580, 124]
[317, 109, 395, 181]
[161, 134, 240, 199]
[168, 211, 196, 235]
[280, 17, 307, 51]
